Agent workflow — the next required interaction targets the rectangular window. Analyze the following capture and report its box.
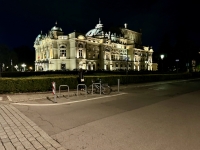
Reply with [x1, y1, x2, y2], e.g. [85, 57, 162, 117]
[106, 54, 109, 60]
[111, 55, 115, 60]
[79, 50, 83, 57]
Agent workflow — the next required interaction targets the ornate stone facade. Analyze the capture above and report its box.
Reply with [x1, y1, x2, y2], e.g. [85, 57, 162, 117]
[34, 20, 154, 71]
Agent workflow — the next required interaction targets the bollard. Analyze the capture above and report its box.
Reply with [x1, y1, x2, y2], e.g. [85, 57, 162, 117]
[52, 82, 57, 103]
[118, 79, 120, 93]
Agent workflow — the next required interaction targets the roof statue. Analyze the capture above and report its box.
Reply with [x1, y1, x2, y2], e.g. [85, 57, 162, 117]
[51, 21, 62, 31]
[86, 18, 104, 37]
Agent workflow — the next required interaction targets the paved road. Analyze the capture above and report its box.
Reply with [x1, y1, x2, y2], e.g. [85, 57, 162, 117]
[12, 79, 200, 150]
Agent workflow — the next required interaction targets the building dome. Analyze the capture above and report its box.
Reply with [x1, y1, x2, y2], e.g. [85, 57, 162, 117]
[34, 32, 45, 45]
[86, 28, 103, 37]
[86, 18, 104, 37]
[51, 22, 62, 31]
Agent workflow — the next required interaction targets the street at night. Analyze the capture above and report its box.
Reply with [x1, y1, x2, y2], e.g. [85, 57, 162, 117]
[13, 79, 200, 150]
[1, 0, 200, 149]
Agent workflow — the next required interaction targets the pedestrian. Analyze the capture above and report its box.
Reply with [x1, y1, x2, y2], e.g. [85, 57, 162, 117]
[78, 68, 87, 90]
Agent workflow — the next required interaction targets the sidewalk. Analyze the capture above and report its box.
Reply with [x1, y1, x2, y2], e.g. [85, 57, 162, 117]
[1, 79, 197, 103]
[0, 105, 66, 150]
[0, 84, 127, 150]
[4, 84, 126, 103]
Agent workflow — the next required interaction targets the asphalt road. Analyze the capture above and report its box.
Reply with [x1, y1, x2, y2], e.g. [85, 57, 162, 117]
[13, 79, 200, 150]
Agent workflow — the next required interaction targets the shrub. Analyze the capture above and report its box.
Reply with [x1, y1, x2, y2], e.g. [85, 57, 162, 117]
[0, 73, 196, 93]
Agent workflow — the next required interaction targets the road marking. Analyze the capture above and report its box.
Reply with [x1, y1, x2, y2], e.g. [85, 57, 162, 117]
[12, 93, 127, 106]
[0, 97, 2, 101]
[7, 96, 12, 101]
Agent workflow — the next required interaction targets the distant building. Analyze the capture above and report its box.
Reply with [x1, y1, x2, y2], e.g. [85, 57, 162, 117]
[34, 19, 155, 71]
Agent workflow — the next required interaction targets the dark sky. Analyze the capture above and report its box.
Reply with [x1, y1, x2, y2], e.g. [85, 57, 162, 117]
[0, 0, 199, 52]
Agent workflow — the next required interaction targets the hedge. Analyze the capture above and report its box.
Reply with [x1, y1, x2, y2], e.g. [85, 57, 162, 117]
[0, 73, 198, 93]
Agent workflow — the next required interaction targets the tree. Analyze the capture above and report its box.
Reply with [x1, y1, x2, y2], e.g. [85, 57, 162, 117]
[13, 46, 35, 66]
[0, 44, 12, 70]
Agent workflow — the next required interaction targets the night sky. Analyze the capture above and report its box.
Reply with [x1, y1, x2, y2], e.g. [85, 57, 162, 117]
[0, 0, 199, 52]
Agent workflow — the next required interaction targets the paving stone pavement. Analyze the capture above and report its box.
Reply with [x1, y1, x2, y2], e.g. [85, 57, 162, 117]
[0, 104, 66, 150]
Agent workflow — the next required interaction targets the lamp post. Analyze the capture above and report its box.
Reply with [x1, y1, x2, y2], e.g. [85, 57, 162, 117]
[175, 59, 179, 73]
[11, 59, 13, 72]
[126, 49, 128, 75]
[160, 54, 165, 72]
[0, 63, 1, 77]
[21, 63, 26, 72]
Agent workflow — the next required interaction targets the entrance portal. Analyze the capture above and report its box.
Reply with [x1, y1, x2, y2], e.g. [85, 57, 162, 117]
[61, 64, 66, 70]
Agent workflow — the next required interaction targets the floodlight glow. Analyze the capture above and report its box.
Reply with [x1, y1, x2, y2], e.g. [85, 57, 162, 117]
[160, 54, 164, 60]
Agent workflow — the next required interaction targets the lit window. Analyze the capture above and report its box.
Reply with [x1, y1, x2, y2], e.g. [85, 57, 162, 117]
[60, 50, 66, 57]
[106, 54, 109, 60]
[111, 55, 115, 60]
[79, 50, 83, 57]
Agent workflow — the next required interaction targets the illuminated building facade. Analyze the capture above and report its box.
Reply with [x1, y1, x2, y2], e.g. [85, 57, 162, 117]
[34, 19, 155, 71]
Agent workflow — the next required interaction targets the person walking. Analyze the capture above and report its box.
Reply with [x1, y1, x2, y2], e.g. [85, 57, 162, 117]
[78, 68, 87, 90]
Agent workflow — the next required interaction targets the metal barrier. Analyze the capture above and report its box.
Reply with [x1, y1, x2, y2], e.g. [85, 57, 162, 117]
[77, 84, 87, 97]
[92, 83, 101, 95]
[59, 85, 69, 99]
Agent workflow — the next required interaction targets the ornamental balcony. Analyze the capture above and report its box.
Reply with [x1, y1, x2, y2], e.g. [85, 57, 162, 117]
[60, 56, 66, 59]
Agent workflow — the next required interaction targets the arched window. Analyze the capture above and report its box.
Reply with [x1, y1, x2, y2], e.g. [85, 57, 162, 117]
[79, 49, 83, 57]
[78, 43, 83, 48]
[60, 45, 67, 57]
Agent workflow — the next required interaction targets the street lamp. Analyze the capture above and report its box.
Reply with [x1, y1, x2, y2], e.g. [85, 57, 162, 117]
[21, 63, 26, 72]
[160, 54, 164, 60]
[11, 59, 13, 72]
[160, 54, 165, 72]
[14, 65, 18, 71]
[175, 59, 179, 73]
[29, 66, 33, 71]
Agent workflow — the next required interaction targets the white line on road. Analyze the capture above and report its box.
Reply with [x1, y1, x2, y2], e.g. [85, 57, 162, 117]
[7, 96, 12, 101]
[12, 93, 127, 106]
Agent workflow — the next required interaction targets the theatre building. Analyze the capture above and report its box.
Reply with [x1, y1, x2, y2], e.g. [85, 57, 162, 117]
[34, 19, 154, 71]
